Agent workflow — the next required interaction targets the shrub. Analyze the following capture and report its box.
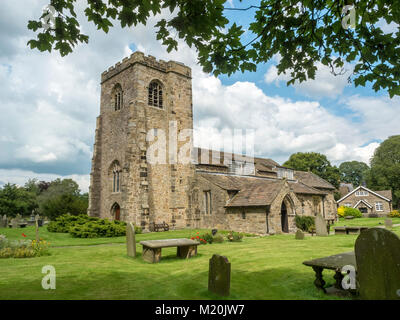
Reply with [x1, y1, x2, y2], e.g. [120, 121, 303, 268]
[295, 215, 315, 232]
[68, 219, 126, 238]
[47, 214, 139, 238]
[47, 214, 96, 233]
[212, 234, 224, 243]
[337, 206, 362, 218]
[227, 231, 243, 242]
[337, 206, 345, 218]
[389, 210, 400, 218]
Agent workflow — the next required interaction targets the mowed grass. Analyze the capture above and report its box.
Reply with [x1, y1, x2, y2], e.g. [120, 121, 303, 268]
[1, 222, 399, 300]
[331, 217, 400, 230]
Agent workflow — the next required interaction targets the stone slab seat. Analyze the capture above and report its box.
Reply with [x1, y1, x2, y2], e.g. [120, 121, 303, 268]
[303, 251, 357, 294]
[334, 226, 369, 235]
[139, 239, 200, 263]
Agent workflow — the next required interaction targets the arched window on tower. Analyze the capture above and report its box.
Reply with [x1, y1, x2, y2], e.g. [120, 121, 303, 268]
[112, 83, 123, 111]
[148, 80, 163, 108]
[110, 161, 122, 192]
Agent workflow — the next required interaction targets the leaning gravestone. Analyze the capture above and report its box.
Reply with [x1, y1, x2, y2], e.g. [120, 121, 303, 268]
[385, 218, 393, 229]
[355, 228, 400, 300]
[126, 222, 136, 258]
[315, 214, 328, 236]
[208, 254, 231, 297]
[295, 230, 305, 240]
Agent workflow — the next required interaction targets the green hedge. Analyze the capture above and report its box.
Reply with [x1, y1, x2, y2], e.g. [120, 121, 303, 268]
[47, 214, 142, 238]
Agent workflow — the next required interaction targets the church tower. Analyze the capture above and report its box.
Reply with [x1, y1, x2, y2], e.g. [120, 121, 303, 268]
[88, 52, 195, 230]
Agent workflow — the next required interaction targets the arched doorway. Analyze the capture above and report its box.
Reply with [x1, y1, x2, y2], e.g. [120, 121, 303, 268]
[281, 202, 289, 233]
[111, 203, 120, 221]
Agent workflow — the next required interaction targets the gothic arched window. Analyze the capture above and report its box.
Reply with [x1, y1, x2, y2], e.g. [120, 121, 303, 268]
[148, 80, 163, 108]
[112, 84, 123, 111]
[110, 161, 122, 192]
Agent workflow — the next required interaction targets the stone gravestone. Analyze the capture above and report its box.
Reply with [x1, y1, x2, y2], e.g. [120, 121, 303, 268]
[355, 228, 400, 300]
[126, 222, 136, 258]
[315, 214, 328, 236]
[1, 215, 7, 228]
[11, 218, 18, 229]
[295, 229, 305, 240]
[385, 218, 393, 229]
[208, 254, 231, 297]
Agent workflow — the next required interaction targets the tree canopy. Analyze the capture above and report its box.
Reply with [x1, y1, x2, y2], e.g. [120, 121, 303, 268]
[367, 135, 400, 207]
[0, 183, 38, 217]
[27, 1, 400, 97]
[283, 152, 340, 188]
[339, 160, 369, 187]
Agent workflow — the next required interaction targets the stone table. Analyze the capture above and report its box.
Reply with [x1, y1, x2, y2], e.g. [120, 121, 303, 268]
[303, 251, 357, 294]
[139, 238, 200, 263]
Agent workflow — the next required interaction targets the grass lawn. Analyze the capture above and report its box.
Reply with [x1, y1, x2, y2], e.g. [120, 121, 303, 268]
[1, 222, 399, 300]
[331, 217, 400, 230]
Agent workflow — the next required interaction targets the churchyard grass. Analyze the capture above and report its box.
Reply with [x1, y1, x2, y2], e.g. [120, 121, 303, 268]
[332, 217, 400, 230]
[2, 228, 399, 299]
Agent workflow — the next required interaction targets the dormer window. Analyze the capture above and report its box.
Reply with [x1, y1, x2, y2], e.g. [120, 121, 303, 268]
[148, 80, 163, 108]
[277, 167, 294, 179]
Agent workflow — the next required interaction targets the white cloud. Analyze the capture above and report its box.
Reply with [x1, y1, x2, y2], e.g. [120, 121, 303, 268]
[0, 169, 90, 193]
[264, 60, 352, 99]
[0, 0, 397, 189]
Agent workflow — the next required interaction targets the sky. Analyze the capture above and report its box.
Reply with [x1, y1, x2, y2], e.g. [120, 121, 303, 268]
[0, 0, 399, 193]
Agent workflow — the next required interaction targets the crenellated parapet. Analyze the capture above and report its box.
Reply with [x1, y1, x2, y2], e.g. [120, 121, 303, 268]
[101, 51, 192, 83]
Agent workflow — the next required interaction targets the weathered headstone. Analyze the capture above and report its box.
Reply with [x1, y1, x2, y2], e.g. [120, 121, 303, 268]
[315, 214, 328, 236]
[295, 230, 305, 240]
[16, 213, 22, 222]
[385, 218, 393, 229]
[1, 215, 7, 228]
[126, 222, 136, 258]
[355, 228, 400, 300]
[11, 218, 18, 229]
[208, 254, 231, 297]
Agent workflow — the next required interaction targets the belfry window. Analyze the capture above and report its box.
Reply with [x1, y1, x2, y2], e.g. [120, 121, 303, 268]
[112, 84, 123, 111]
[148, 81, 163, 108]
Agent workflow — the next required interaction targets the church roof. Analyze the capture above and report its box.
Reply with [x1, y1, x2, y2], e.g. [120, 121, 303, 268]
[225, 179, 285, 207]
[198, 172, 327, 208]
[294, 171, 335, 190]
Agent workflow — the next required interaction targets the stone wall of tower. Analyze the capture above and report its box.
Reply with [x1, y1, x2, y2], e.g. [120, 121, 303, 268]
[88, 51, 195, 230]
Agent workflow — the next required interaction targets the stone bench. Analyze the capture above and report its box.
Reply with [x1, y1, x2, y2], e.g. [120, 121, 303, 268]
[139, 238, 199, 263]
[334, 226, 369, 235]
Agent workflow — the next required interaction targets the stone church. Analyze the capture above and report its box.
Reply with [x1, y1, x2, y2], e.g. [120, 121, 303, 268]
[88, 52, 337, 234]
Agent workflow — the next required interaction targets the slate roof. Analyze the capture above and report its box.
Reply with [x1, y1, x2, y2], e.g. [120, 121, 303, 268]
[198, 172, 327, 208]
[225, 179, 285, 207]
[294, 171, 335, 190]
[288, 181, 327, 195]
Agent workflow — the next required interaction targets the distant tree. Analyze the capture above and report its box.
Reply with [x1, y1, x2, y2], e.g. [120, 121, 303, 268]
[37, 178, 88, 220]
[284, 152, 340, 188]
[339, 161, 370, 187]
[367, 135, 400, 207]
[0, 183, 38, 217]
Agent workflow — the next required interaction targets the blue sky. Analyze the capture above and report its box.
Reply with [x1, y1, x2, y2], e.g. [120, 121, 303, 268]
[0, 0, 399, 192]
